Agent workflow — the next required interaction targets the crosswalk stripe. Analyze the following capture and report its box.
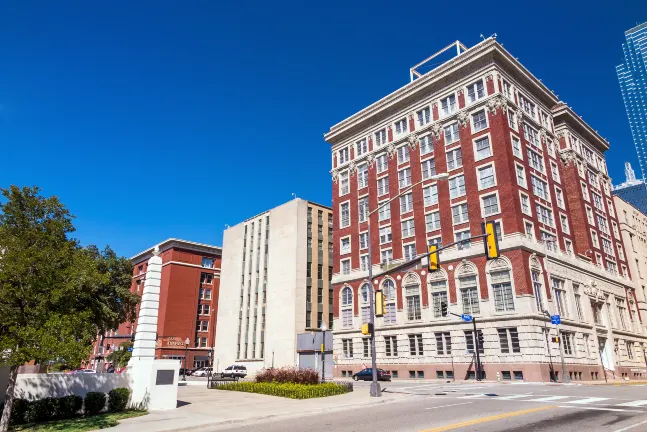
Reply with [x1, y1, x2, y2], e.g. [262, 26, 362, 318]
[617, 400, 647, 407]
[526, 396, 570, 402]
[458, 394, 487, 399]
[567, 397, 609, 404]
[496, 394, 532, 400]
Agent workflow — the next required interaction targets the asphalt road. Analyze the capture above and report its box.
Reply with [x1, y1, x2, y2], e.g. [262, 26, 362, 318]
[219, 381, 647, 432]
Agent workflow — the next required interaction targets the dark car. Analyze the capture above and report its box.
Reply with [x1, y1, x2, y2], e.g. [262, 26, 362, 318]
[352, 368, 391, 381]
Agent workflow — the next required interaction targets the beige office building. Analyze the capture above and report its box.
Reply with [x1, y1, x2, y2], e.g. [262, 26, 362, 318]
[214, 198, 333, 374]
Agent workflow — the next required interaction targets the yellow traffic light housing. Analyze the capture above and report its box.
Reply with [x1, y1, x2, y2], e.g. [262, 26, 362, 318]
[375, 290, 385, 317]
[428, 244, 439, 272]
[361, 323, 374, 335]
[483, 221, 500, 260]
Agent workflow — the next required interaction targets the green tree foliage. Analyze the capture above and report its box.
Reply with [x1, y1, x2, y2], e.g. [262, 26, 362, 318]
[0, 186, 140, 432]
[107, 342, 133, 368]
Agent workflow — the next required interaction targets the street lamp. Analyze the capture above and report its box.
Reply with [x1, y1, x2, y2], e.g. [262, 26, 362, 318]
[365, 172, 449, 397]
[320, 322, 328, 384]
[182, 337, 190, 381]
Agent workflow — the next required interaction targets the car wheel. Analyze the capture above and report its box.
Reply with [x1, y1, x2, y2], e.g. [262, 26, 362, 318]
[353, 375, 359, 381]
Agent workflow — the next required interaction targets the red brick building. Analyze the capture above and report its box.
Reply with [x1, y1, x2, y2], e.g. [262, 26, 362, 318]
[325, 38, 647, 382]
[89, 239, 221, 370]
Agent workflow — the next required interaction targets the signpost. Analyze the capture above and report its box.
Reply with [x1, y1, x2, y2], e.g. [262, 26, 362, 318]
[551, 315, 561, 325]
[461, 314, 473, 322]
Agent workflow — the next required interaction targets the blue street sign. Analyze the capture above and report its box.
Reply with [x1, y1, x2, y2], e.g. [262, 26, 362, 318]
[128, 347, 134, 352]
[461, 314, 473, 322]
[551, 315, 561, 325]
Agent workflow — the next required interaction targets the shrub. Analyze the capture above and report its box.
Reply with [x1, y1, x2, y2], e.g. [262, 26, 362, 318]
[58, 395, 83, 418]
[84, 392, 106, 415]
[255, 367, 319, 384]
[214, 382, 349, 399]
[9, 398, 30, 424]
[108, 388, 130, 412]
[24, 397, 59, 423]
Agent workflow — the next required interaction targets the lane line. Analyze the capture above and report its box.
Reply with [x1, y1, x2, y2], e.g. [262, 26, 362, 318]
[613, 419, 647, 432]
[617, 400, 647, 407]
[568, 397, 610, 404]
[457, 394, 487, 399]
[558, 405, 639, 413]
[496, 394, 533, 400]
[525, 396, 570, 402]
[425, 402, 473, 410]
[418, 405, 557, 432]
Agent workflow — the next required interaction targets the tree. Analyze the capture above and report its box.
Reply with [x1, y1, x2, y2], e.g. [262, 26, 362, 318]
[0, 186, 140, 431]
[107, 341, 133, 368]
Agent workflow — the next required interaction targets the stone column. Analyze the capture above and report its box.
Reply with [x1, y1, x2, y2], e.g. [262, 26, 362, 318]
[131, 247, 162, 360]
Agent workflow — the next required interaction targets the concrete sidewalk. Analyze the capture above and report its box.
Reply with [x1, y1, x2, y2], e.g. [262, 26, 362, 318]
[104, 385, 414, 432]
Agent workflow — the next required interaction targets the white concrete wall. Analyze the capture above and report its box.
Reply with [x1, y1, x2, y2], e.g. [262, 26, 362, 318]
[1, 373, 132, 403]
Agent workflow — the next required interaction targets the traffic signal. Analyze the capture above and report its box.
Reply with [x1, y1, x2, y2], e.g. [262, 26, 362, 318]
[428, 244, 439, 272]
[482, 221, 500, 260]
[477, 332, 484, 347]
[361, 322, 374, 335]
[375, 290, 385, 317]
[441, 302, 448, 317]
[552, 336, 560, 343]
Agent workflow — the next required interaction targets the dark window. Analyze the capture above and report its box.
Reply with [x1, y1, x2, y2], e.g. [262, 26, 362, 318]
[307, 263, 312, 278]
[318, 264, 323, 280]
[513, 371, 524, 380]
[329, 267, 333, 281]
[318, 287, 323, 303]
[317, 312, 323, 328]
[201, 273, 213, 284]
[436, 371, 444, 379]
[305, 312, 311, 328]
[502, 371, 511, 380]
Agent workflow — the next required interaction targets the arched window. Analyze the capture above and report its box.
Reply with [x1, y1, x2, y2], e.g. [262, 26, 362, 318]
[429, 270, 449, 318]
[360, 283, 371, 323]
[341, 286, 353, 328]
[487, 258, 515, 312]
[456, 261, 480, 315]
[529, 255, 544, 312]
[382, 279, 397, 324]
[403, 273, 422, 321]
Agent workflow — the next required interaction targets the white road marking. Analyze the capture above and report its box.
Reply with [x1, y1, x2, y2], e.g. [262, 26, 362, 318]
[458, 394, 488, 399]
[567, 397, 610, 404]
[425, 402, 473, 410]
[525, 396, 570, 402]
[495, 394, 533, 400]
[613, 419, 647, 432]
[559, 406, 637, 413]
[617, 400, 647, 407]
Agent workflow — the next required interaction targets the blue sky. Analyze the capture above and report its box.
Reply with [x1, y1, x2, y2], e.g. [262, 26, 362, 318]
[1, 0, 646, 257]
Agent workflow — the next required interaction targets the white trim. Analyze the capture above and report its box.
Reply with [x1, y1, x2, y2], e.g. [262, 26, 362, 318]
[472, 132, 493, 162]
[476, 161, 497, 190]
[480, 191, 501, 218]
[519, 191, 532, 216]
[339, 200, 351, 228]
[510, 133, 523, 159]
[470, 108, 490, 135]
[515, 162, 528, 189]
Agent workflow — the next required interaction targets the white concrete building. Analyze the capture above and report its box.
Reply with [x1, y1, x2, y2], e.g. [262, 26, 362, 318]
[214, 198, 333, 375]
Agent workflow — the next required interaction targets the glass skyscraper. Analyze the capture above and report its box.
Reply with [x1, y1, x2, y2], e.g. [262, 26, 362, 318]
[617, 22, 647, 180]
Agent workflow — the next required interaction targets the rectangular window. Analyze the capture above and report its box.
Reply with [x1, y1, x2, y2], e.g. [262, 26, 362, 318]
[597, 215, 609, 234]
[417, 107, 431, 127]
[561, 332, 573, 355]
[449, 175, 466, 199]
[452, 203, 469, 224]
[358, 197, 368, 223]
[202, 258, 215, 268]
[400, 193, 414, 214]
[398, 168, 412, 188]
[378, 202, 390, 221]
[426, 212, 441, 232]
[339, 147, 349, 164]
[446, 148, 463, 170]
[421, 158, 437, 179]
[550, 162, 560, 183]
[508, 111, 518, 130]
[444, 123, 459, 144]
[339, 171, 349, 196]
[340, 202, 350, 228]
[523, 123, 539, 147]
[376, 154, 388, 173]
[440, 94, 457, 116]
[531, 176, 549, 200]
[455, 230, 471, 250]
[474, 136, 491, 160]
[356, 138, 367, 156]
[503, 80, 513, 99]
[341, 259, 350, 275]
[408, 334, 424, 355]
[363, 338, 370, 357]
[380, 249, 393, 264]
[482, 194, 499, 216]
[342, 309, 352, 328]
[357, 164, 368, 189]
[379, 226, 392, 244]
[581, 182, 590, 201]
[556, 188, 564, 209]
[359, 232, 368, 250]
[467, 80, 485, 103]
[432, 283, 448, 318]
[403, 243, 416, 261]
[464, 330, 484, 354]
[520, 193, 531, 215]
[401, 219, 415, 238]
[527, 148, 544, 172]
[491, 270, 514, 311]
[340, 237, 350, 255]
[423, 184, 438, 206]
[360, 254, 369, 271]
[552, 278, 568, 318]
[525, 221, 534, 239]
[586, 206, 594, 225]
[377, 177, 389, 196]
[478, 165, 495, 189]
[519, 95, 536, 119]
[560, 214, 570, 234]
[395, 118, 408, 137]
[516, 164, 527, 187]
[342, 339, 353, 358]
[472, 111, 488, 132]
[420, 135, 433, 155]
[385, 336, 398, 357]
[397, 145, 410, 163]
[201, 272, 214, 284]
[498, 328, 521, 353]
[460, 276, 480, 314]
[375, 129, 387, 147]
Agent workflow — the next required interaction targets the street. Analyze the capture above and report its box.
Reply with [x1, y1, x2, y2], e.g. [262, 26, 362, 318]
[218, 381, 647, 432]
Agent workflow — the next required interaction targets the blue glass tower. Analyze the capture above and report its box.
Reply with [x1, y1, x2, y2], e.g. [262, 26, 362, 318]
[617, 22, 647, 180]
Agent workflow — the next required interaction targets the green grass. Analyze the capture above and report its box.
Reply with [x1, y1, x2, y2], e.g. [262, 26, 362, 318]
[11, 410, 147, 432]
[213, 382, 350, 399]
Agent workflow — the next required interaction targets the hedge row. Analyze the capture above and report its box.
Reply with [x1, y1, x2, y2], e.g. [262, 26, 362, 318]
[0, 388, 130, 425]
[213, 382, 350, 399]
[255, 367, 319, 384]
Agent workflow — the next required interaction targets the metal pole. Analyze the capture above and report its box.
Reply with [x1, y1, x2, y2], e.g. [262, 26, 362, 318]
[544, 321, 555, 382]
[183, 343, 187, 381]
[321, 331, 326, 384]
[557, 324, 570, 383]
[473, 318, 482, 381]
[367, 217, 381, 397]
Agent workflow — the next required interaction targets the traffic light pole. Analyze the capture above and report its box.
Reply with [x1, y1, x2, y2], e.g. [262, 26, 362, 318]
[366, 222, 380, 397]
[473, 318, 482, 381]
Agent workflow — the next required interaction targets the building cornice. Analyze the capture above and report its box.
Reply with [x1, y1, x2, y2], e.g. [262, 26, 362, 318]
[552, 103, 610, 153]
[131, 238, 222, 264]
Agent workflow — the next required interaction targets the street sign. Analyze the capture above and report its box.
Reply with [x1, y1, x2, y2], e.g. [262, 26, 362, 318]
[461, 314, 473, 322]
[551, 315, 561, 325]
[127, 347, 134, 352]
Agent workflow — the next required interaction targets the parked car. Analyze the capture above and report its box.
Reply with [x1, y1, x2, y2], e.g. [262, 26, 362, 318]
[222, 365, 247, 378]
[352, 368, 391, 381]
[192, 367, 213, 377]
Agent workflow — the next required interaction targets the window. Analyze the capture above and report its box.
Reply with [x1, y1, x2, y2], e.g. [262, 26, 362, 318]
[531, 176, 549, 200]
[591, 230, 599, 248]
[552, 278, 567, 318]
[627, 341, 635, 360]
[201, 272, 213, 284]
[459, 275, 480, 314]
[482, 194, 499, 216]
[360, 284, 370, 323]
[574, 285, 583, 320]
[339, 171, 349, 196]
[607, 200, 615, 217]
[359, 232, 368, 250]
[342, 339, 353, 357]
[519, 94, 536, 118]
[516, 164, 527, 187]
[401, 219, 415, 238]
[467, 80, 485, 103]
[197, 320, 209, 332]
[523, 123, 539, 147]
[376, 154, 388, 173]
[586, 206, 594, 225]
[420, 135, 433, 155]
[541, 231, 557, 251]
[444, 123, 459, 144]
[550, 162, 560, 182]
[525, 221, 534, 239]
[385, 336, 398, 357]
[423, 184, 438, 206]
[339, 147, 349, 164]
[400, 192, 413, 213]
[446, 148, 462, 170]
[378, 202, 390, 221]
[409, 334, 424, 355]
[597, 215, 609, 234]
[358, 197, 368, 223]
[527, 148, 544, 172]
[356, 139, 368, 156]
[478, 165, 495, 189]
[403, 243, 416, 261]
[421, 158, 437, 179]
[617, 244, 625, 261]
[405, 278, 422, 321]
[520, 193, 531, 215]
[592, 192, 603, 211]
[341, 259, 350, 275]
[397, 145, 410, 163]
[202, 258, 215, 268]
[363, 339, 370, 357]
[383, 279, 396, 324]
[440, 94, 457, 116]
[612, 221, 620, 238]
[417, 107, 431, 127]
[512, 136, 522, 158]
[340, 237, 351, 255]
[449, 175, 466, 199]
[435, 332, 452, 355]
[565, 239, 573, 255]
[498, 328, 521, 353]
[581, 182, 590, 201]
[379, 226, 392, 244]
[556, 188, 565, 209]
[431, 280, 448, 318]
[547, 139, 555, 157]
[492, 270, 514, 311]
[381, 249, 393, 264]
[452, 203, 469, 224]
[200, 304, 210, 315]
[532, 270, 543, 311]
[472, 110, 488, 132]
[395, 118, 408, 136]
[204, 289, 212, 300]
[341, 287, 353, 328]
[377, 177, 389, 196]
[601, 237, 613, 256]
[503, 79, 513, 99]
[474, 136, 491, 160]
[426, 211, 441, 232]
[561, 332, 573, 355]
[398, 168, 412, 188]
[508, 111, 518, 130]
[455, 230, 471, 250]
[340, 202, 350, 228]
[465, 330, 484, 354]
[357, 164, 368, 189]
[375, 129, 387, 147]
